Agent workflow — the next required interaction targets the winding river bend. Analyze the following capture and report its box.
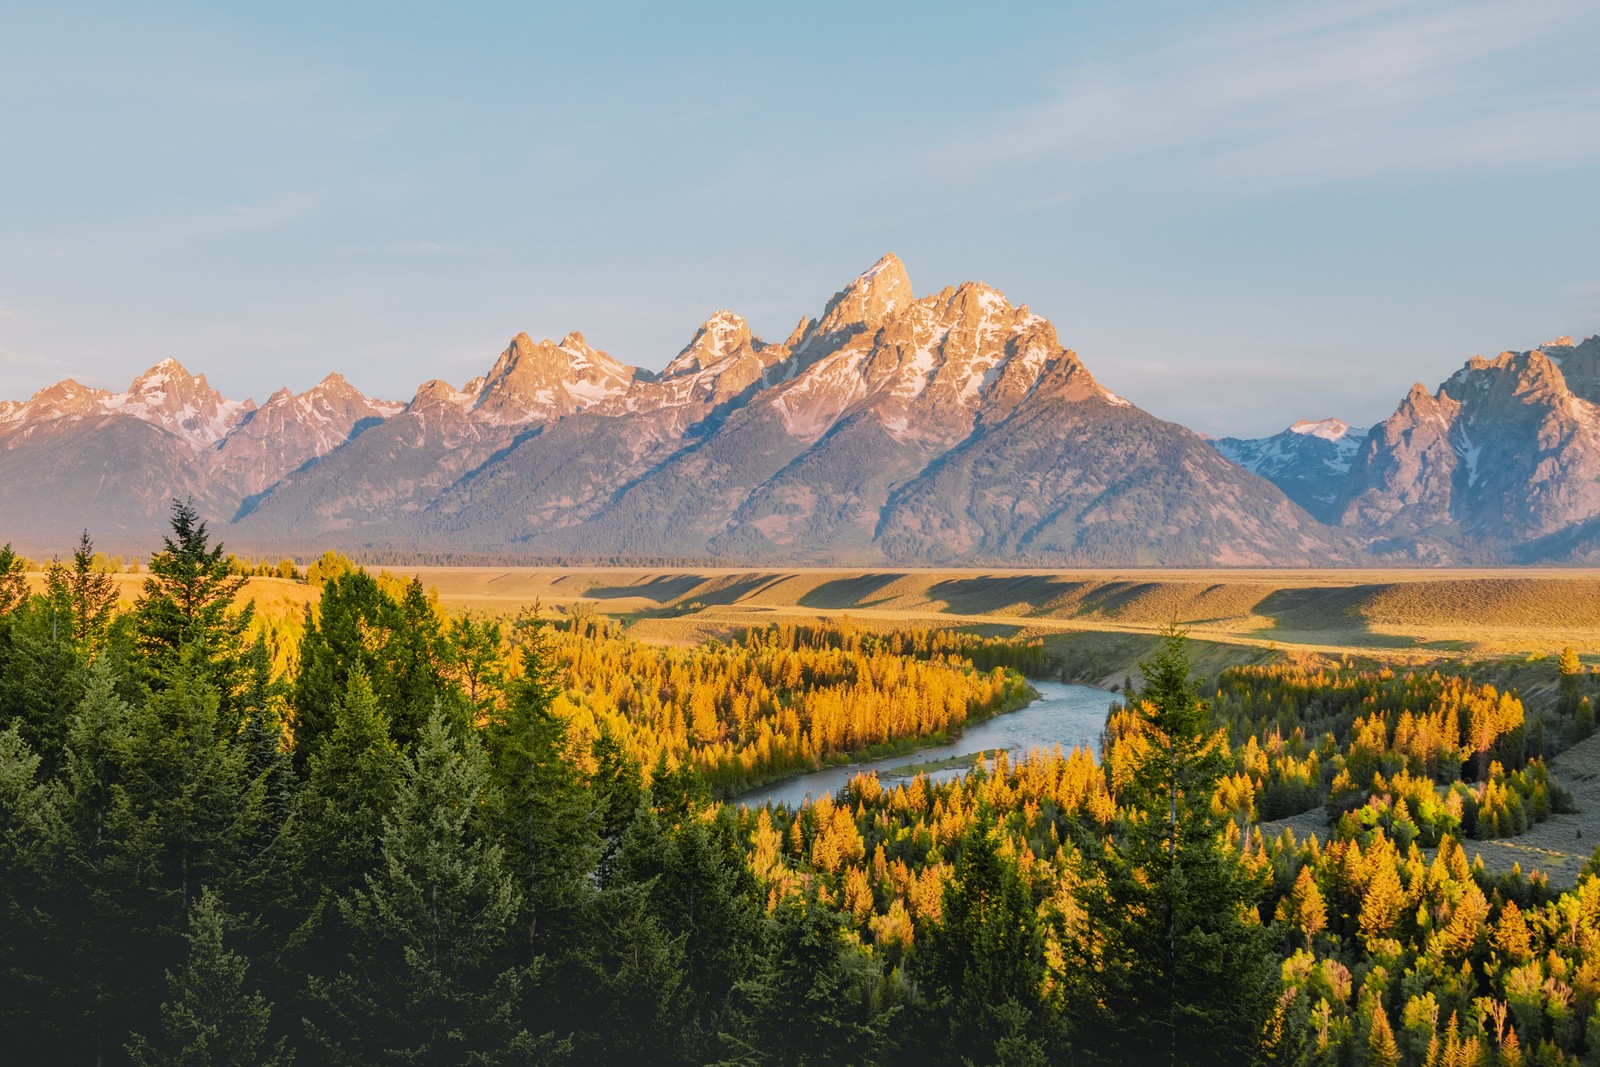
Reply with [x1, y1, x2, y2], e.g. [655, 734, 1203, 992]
[737, 680, 1116, 810]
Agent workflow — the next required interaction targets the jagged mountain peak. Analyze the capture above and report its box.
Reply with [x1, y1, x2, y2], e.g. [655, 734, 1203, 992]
[410, 378, 472, 409]
[470, 331, 636, 424]
[1542, 334, 1600, 405]
[809, 253, 914, 342]
[763, 266, 1096, 447]
[1212, 418, 1369, 523]
[1447, 348, 1569, 406]
[1289, 418, 1361, 441]
[129, 355, 192, 384]
[31, 377, 109, 405]
[109, 358, 253, 448]
[663, 310, 759, 377]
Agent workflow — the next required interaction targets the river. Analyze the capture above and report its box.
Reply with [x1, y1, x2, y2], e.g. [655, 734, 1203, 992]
[736, 680, 1117, 810]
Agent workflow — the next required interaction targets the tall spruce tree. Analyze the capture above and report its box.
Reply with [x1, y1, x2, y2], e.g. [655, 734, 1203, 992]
[50, 661, 168, 1062]
[132, 647, 268, 909]
[291, 570, 456, 760]
[126, 889, 294, 1067]
[134, 499, 253, 716]
[280, 669, 404, 962]
[915, 819, 1054, 1066]
[0, 580, 90, 774]
[614, 809, 763, 1065]
[0, 723, 68, 1056]
[1075, 628, 1277, 1067]
[0, 543, 27, 616]
[68, 530, 118, 648]
[307, 705, 538, 1065]
[483, 623, 601, 956]
[746, 891, 893, 1067]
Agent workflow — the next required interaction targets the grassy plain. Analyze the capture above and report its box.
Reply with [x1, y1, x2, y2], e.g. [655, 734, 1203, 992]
[374, 565, 1600, 685]
[50, 566, 1600, 684]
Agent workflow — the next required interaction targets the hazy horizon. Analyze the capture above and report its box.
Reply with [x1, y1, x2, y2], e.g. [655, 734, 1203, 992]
[3, 1, 1597, 437]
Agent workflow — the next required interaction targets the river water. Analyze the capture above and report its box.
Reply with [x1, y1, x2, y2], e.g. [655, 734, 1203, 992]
[736, 680, 1117, 810]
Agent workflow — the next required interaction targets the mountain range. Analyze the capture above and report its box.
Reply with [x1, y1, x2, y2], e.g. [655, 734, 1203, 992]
[2, 255, 1596, 566]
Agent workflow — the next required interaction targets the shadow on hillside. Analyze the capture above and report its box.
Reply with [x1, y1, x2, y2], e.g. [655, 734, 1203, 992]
[926, 575, 1091, 616]
[584, 574, 709, 604]
[799, 573, 906, 609]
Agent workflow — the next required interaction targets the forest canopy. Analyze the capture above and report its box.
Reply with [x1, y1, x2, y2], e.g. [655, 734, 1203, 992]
[3, 507, 1600, 1065]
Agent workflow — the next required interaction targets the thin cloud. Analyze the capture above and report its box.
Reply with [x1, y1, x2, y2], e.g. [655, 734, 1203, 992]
[938, 1, 1600, 191]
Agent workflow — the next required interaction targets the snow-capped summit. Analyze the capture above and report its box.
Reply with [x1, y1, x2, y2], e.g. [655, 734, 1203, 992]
[1213, 419, 1370, 523]
[1289, 418, 1361, 442]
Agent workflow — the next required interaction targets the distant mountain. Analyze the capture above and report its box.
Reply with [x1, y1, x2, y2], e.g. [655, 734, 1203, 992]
[228, 254, 1351, 565]
[2, 258, 1596, 566]
[1211, 419, 1368, 523]
[1336, 337, 1600, 563]
[0, 362, 398, 548]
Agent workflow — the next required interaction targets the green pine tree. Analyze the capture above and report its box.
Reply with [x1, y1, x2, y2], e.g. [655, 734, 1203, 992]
[131, 647, 268, 908]
[50, 661, 169, 1062]
[0, 723, 69, 1055]
[280, 668, 405, 952]
[747, 891, 893, 1067]
[133, 499, 254, 716]
[1075, 627, 1278, 1067]
[615, 809, 763, 1065]
[307, 705, 538, 1065]
[916, 819, 1054, 1066]
[0, 582, 91, 774]
[126, 889, 293, 1067]
[0, 542, 27, 616]
[484, 666, 602, 955]
[68, 530, 118, 648]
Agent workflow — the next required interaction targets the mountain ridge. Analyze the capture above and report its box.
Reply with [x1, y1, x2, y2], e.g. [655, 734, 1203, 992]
[1, 256, 1593, 565]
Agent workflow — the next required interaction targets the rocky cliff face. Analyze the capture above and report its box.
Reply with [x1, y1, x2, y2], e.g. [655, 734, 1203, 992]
[1335, 340, 1600, 562]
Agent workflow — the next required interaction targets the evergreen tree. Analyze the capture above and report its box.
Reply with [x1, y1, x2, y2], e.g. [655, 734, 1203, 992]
[291, 570, 456, 759]
[0, 723, 68, 1055]
[126, 889, 294, 1067]
[0, 542, 27, 616]
[50, 661, 170, 1062]
[290, 569, 395, 763]
[385, 577, 453, 746]
[131, 647, 268, 908]
[280, 669, 404, 956]
[483, 633, 601, 956]
[563, 865, 683, 1067]
[1075, 628, 1277, 1067]
[134, 499, 254, 714]
[0, 583, 90, 774]
[915, 820, 1053, 1065]
[615, 809, 763, 1065]
[747, 891, 892, 1067]
[239, 635, 295, 847]
[591, 731, 644, 885]
[307, 705, 537, 1065]
[68, 529, 118, 648]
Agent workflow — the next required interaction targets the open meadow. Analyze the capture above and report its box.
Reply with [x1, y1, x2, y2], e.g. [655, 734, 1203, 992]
[370, 565, 1600, 684]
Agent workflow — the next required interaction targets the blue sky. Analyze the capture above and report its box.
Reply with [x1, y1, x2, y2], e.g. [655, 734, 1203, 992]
[2, 0, 1597, 436]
